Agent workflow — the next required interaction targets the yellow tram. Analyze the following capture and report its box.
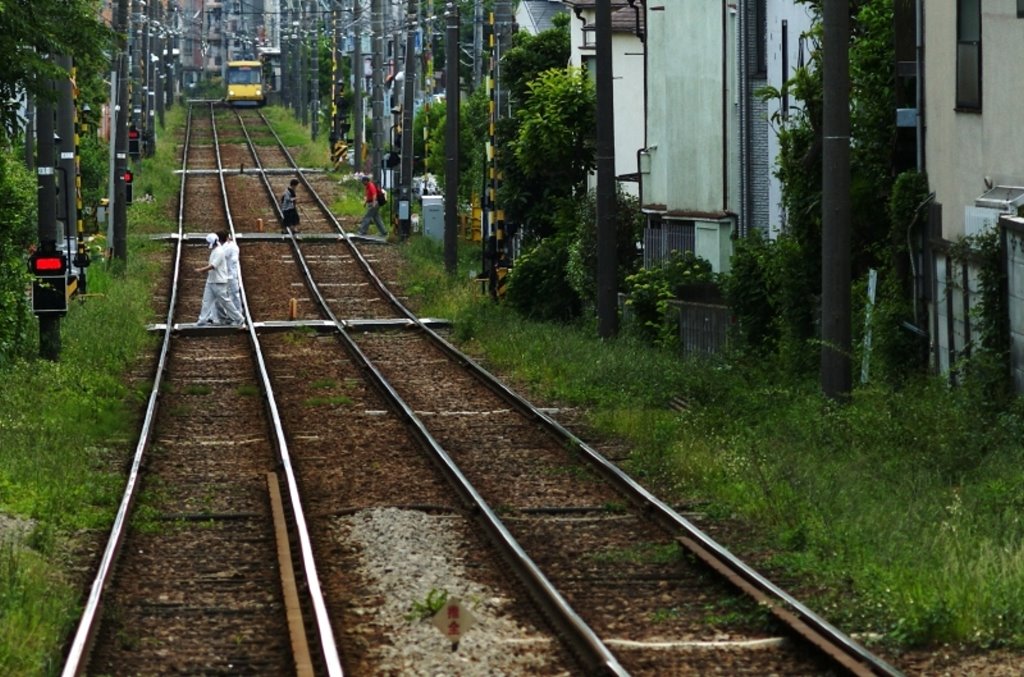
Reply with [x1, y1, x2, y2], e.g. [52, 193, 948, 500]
[225, 60, 265, 107]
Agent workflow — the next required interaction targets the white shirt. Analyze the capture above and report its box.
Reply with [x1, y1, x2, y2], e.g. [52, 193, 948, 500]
[208, 245, 231, 284]
[223, 238, 240, 280]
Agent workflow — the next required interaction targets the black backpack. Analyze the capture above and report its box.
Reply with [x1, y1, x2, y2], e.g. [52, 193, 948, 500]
[376, 187, 387, 206]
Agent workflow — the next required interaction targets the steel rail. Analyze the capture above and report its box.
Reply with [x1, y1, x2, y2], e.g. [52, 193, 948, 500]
[229, 116, 627, 675]
[238, 108, 900, 676]
[61, 103, 199, 677]
[397, 323, 905, 677]
[211, 107, 344, 676]
[284, 240, 629, 677]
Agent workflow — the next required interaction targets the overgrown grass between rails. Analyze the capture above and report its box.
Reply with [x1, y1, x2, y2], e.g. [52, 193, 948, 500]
[259, 106, 332, 169]
[0, 248, 160, 674]
[396, 240, 1024, 649]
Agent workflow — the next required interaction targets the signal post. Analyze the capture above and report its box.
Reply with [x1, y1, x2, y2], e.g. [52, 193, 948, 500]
[34, 82, 64, 360]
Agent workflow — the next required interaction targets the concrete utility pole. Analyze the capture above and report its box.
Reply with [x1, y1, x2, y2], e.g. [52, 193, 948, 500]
[595, 0, 617, 337]
[310, 0, 319, 139]
[371, 0, 384, 184]
[113, 0, 130, 264]
[472, 0, 483, 90]
[300, 2, 309, 127]
[146, 0, 156, 156]
[57, 55, 79, 283]
[36, 86, 61, 360]
[820, 0, 852, 399]
[444, 1, 459, 273]
[353, 0, 364, 171]
[399, 0, 416, 240]
[156, 0, 165, 129]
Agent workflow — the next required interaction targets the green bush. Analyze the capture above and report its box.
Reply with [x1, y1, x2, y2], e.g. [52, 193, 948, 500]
[0, 149, 38, 366]
[623, 250, 715, 345]
[504, 234, 581, 321]
[722, 230, 818, 370]
[565, 188, 645, 312]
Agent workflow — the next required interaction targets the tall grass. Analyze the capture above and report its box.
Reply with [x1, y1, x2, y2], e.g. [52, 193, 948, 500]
[397, 240, 1024, 650]
[0, 250, 158, 674]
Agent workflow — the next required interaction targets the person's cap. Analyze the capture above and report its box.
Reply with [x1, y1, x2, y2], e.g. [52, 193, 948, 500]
[206, 233, 218, 248]
[360, 174, 369, 182]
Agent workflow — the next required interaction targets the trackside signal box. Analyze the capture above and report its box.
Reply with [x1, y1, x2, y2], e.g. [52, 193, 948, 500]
[128, 126, 140, 159]
[29, 249, 68, 315]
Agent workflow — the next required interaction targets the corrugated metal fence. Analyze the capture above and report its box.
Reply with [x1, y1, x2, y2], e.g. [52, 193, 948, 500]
[619, 292, 732, 357]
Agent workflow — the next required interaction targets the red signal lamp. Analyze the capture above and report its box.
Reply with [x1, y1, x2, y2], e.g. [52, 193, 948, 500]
[29, 252, 67, 276]
[124, 170, 133, 183]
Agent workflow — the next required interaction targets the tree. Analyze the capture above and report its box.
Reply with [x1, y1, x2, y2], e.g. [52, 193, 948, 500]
[0, 149, 39, 365]
[502, 13, 571, 106]
[0, 0, 110, 141]
[503, 67, 596, 239]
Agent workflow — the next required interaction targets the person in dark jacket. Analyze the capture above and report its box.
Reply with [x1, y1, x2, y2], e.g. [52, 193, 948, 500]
[280, 178, 300, 232]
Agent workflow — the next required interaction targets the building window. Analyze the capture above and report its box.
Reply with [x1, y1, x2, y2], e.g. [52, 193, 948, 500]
[1019, 0, 1024, 18]
[956, 0, 981, 109]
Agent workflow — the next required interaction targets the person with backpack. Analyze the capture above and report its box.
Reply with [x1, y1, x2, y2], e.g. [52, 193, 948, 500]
[280, 178, 300, 232]
[357, 174, 388, 238]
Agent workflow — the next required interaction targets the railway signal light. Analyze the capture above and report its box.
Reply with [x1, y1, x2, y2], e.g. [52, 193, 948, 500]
[128, 126, 140, 159]
[28, 249, 68, 315]
[124, 169, 133, 205]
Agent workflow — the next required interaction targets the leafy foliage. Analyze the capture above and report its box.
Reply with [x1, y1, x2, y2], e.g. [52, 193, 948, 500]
[504, 233, 581, 322]
[0, 0, 111, 141]
[511, 68, 595, 198]
[947, 230, 1012, 404]
[733, 0, 898, 374]
[565, 188, 645, 311]
[0, 149, 38, 366]
[624, 251, 715, 345]
[502, 13, 571, 107]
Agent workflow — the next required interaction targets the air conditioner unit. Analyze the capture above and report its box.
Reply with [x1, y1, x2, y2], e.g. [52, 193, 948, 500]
[974, 185, 1024, 213]
[965, 185, 1024, 236]
[964, 206, 1002, 237]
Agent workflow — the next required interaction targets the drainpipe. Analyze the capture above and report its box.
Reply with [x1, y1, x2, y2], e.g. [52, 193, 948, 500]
[722, 1, 729, 214]
[737, 0, 748, 236]
[915, 0, 924, 171]
[627, 0, 647, 210]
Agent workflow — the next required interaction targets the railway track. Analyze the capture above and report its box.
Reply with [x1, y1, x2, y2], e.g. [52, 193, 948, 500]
[61, 103, 904, 676]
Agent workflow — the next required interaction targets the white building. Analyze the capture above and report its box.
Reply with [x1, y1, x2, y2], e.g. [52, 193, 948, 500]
[565, 1, 645, 200]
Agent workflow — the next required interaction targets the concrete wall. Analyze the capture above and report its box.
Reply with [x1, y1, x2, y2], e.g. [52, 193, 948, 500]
[645, 3, 726, 212]
[925, 2, 1024, 241]
[567, 5, 645, 198]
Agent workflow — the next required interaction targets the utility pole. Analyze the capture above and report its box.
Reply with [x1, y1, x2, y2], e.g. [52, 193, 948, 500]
[595, 0, 617, 337]
[146, 0, 157, 156]
[444, 1, 459, 273]
[156, 0, 165, 129]
[399, 0, 416, 240]
[36, 84, 61, 360]
[353, 0, 364, 171]
[57, 55, 79, 288]
[821, 0, 852, 399]
[371, 0, 384, 184]
[300, 2, 309, 127]
[472, 0, 483, 90]
[310, 0, 319, 139]
[113, 0, 130, 265]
